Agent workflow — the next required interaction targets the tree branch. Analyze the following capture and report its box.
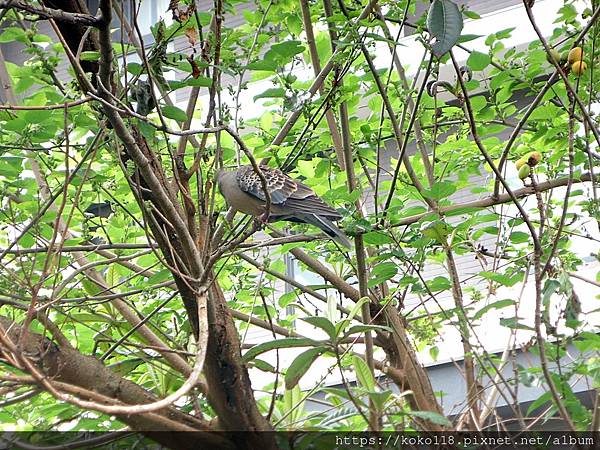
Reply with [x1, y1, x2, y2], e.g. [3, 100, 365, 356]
[0, 317, 231, 449]
[392, 172, 597, 228]
[0, 0, 100, 26]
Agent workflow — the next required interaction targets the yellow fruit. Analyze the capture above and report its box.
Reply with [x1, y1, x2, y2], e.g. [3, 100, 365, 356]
[568, 47, 583, 65]
[571, 60, 587, 75]
[515, 159, 527, 170]
[546, 49, 561, 64]
[518, 165, 531, 180]
[526, 151, 542, 167]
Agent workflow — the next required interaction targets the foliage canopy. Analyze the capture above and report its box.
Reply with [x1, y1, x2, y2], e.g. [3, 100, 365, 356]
[0, 0, 598, 447]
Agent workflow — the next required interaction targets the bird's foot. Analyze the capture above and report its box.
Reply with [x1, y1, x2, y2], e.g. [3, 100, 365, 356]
[254, 212, 270, 228]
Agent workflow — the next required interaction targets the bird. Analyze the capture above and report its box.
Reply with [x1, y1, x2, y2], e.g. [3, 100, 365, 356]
[83, 201, 113, 246]
[218, 165, 351, 247]
[84, 201, 113, 219]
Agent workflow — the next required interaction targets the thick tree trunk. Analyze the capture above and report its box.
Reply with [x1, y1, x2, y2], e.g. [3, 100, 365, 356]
[203, 281, 277, 449]
[378, 307, 445, 428]
[0, 317, 234, 449]
[21, 1, 278, 446]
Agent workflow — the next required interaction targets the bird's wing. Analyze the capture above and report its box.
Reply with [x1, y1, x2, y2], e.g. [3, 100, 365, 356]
[279, 197, 342, 220]
[236, 165, 301, 204]
[236, 165, 342, 220]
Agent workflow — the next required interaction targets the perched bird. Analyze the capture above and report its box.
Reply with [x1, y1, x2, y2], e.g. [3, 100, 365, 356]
[218, 165, 351, 247]
[83, 201, 113, 246]
[84, 201, 113, 219]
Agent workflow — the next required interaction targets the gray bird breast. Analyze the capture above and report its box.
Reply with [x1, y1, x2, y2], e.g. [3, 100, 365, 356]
[218, 170, 266, 217]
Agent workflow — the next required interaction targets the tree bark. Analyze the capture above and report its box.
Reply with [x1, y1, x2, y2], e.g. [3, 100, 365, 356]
[14, 0, 278, 446]
[0, 316, 234, 449]
[41, 0, 100, 74]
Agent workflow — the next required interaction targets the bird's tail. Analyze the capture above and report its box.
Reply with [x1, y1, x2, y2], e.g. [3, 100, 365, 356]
[299, 213, 352, 248]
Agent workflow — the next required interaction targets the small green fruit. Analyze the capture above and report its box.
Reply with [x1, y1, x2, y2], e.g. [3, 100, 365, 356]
[546, 49, 561, 64]
[515, 159, 527, 170]
[518, 164, 531, 180]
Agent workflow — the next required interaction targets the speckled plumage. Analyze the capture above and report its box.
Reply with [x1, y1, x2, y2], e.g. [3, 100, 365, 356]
[218, 165, 350, 247]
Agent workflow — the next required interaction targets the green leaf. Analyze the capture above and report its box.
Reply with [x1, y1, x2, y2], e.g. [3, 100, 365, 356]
[409, 410, 452, 426]
[335, 297, 371, 337]
[346, 297, 370, 324]
[170, 77, 214, 89]
[368, 261, 398, 288]
[472, 299, 515, 320]
[161, 105, 188, 122]
[270, 40, 305, 58]
[479, 270, 523, 287]
[496, 27, 515, 40]
[369, 390, 392, 411]
[301, 316, 336, 341]
[0, 27, 27, 43]
[428, 276, 452, 291]
[80, 51, 100, 61]
[108, 358, 145, 376]
[278, 291, 297, 308]
[282, 385, 305, 426]
[527, 391, 552, 414]
[253, 88, 286, 101]
[327, 296, 337, 323]
[543, 279, 561, 300]
[352, 355, 375, 391]
[342, 324, 392, 340]
[126, 62, 143, 75]
[400, 205, 428, 217]
[286, 14, 303, 36]
[81, 278, 101, 296]
[242, 337, 318, 363]
[420, 220, 451, 243]
[249, 358, 277, 373]
[499, 317, 534, 331]
[196, 12, 212, 26]
[467, 51, 491, 71]
[247, 59, 278, 72]
[458, 34, 482, 43]
[529, 104, 560, 121]
[463, 10, 481, 19]
[427, 0, 464, 57]
[509, 231, 530, 244]
[0, 156, 24, 178]
[15, 77, 35, 94]
[363, 231, 394, 245]
[470, 95, 487, 111]
[574, 332, 600, 352]
[138, 119, 156, 140]
[285, 347, 326, 389]
[422, 181, 456, 200]
[147, 268, 171, 284]
[185, 76, 213, 87]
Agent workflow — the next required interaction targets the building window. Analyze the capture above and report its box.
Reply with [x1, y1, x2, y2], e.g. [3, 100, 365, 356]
[87, 0, 173, 41]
